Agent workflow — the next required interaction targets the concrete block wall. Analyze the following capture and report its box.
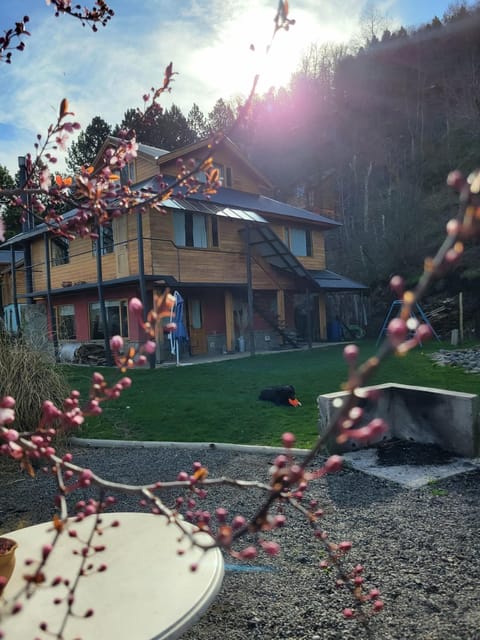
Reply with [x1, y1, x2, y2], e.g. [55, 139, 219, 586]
[318, 383, 479, 458]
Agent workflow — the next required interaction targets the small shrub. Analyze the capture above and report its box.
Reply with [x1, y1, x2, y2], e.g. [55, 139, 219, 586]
[0, 326, 69, 432]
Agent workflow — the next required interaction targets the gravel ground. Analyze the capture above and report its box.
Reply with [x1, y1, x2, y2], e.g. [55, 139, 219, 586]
[1, 444, 479, 640]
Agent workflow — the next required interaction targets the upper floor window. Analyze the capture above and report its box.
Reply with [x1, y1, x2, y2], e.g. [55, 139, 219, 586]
[174, 211, 219, 248]
[285, 228, 312, 257]
[195, 162, 232, 187]
[51, 236, 70, 266]
[92, 223, 114, 256]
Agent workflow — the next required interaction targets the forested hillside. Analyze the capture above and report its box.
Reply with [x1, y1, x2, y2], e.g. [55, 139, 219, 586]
[3, 2, 479, 333]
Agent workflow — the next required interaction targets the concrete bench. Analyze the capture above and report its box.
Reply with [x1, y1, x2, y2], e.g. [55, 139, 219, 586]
[318, 383, 479, 458]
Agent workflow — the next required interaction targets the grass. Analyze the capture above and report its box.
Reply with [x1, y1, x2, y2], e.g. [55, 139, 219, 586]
[60, 339, 480, 449]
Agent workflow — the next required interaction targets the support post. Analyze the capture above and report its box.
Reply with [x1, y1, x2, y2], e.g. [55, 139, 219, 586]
[95, 230, 113, 366]
[44, 233, 59, 359]
[245, 224, 255, 356]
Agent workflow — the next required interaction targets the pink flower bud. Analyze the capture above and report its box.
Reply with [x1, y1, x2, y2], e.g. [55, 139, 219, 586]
[373, 600, 384, 612]
[42, 544, 53, 560]
[110, 335, 123, 351]
[129, 297, 143, 315]
[231, 515, 246, 530]
[79, 469, 93, 487]
[387, 318, 407, 345]
[0, 396, 15, 409]
[215, 508, 228, 522]
[239, 546, 257, 560]
[324, 455, 343, 474]
[261, 540, 280, 556]
[274, 454, 288, 468]
[343, 608, 354, 619]
[143, 340, 156, 354]
[343, 344, 359, 365]
[282, 432, 296, 448]
[389, 275, 404, 296]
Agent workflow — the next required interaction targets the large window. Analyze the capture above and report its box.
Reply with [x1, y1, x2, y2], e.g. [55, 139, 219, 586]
[285, 228, 312, 257]
[173, 211, 207, 248]
[55, 304, 76, 339]
[51, 237, 70, 266]
[173, 211, 219, 248]
[89, 300, 128, 339]
[92, 223, 114, 256]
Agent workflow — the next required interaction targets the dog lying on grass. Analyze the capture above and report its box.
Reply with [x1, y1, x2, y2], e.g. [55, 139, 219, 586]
[258, 385, 301, 407]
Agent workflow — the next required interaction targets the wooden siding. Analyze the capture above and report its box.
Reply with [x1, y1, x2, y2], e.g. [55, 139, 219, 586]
[158, 146, 272, 195]
[135, 156, 157, 183]
[1, 267, 26, 304]
[269, 222, 326, 270]
[149, 211, 297, 289]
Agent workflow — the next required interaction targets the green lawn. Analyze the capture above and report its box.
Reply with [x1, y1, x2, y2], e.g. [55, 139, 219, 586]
[60, 340, 480, 448]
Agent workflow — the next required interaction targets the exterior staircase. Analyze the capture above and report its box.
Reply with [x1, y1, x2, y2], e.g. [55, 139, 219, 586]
[252, 292, 300, 349]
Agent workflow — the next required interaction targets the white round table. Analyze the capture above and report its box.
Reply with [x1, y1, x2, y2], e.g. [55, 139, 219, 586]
[1, 512, 224, 639]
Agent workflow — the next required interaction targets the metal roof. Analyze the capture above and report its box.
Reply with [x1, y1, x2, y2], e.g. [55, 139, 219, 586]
[162, 197, 267, 223]
[139, 176, 340, 227]
[308, 270, 368, 291]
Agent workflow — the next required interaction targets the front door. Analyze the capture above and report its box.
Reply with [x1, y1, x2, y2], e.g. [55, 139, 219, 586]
[187, 298, 208, 355]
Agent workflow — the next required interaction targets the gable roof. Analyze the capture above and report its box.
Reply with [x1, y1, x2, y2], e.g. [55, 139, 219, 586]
[93, 136, 169, 169]
[155, 136, 274, 191]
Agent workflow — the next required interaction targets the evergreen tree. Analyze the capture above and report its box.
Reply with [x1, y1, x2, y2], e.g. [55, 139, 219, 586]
[66, 115, 112, 172]
[187, 103, 209, 140]
[0, 165, 21, 238]
[208, 98, 235, 133]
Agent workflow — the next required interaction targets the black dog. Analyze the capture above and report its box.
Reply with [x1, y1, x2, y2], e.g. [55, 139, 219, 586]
[258, 385, 301, 407]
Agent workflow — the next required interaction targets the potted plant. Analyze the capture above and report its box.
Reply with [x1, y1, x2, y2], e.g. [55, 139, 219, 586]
[0, 537, 18, 595]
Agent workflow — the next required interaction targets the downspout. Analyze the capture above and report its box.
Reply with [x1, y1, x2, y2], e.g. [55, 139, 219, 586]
[44, 232, 59, 360]
[245, 223, 255, 356]
[95, 229, 113, 366]
[10, 245, 20, 332]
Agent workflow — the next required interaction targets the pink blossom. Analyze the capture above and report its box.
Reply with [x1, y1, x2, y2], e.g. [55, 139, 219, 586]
[39, 168, 51, 191]
[110, 335, 124, 351]
[0, 407, 15, 424]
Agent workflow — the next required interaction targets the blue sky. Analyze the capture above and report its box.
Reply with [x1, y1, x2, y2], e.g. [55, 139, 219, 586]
[0, 1, 460, 175]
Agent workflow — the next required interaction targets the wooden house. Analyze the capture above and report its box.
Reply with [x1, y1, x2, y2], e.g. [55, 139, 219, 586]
[0, 137, 366, 362]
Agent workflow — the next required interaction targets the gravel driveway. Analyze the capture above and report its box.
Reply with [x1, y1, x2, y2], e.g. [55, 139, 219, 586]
[1, 444, 479, 640]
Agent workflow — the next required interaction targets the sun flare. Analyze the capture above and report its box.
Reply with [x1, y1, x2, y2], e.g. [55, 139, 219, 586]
[194, 7, 349, 104]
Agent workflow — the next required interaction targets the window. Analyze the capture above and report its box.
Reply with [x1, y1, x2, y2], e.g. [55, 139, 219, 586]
[211, 216, 219, 247]
[195, 162, 228, 186]
[92, 223, 114, 256]
[225, 167, 233, 187]
[285, 228, 312, 257]
[89, 300, 128, 339]
[55, 304, 76, 339]
[51, 237, 70, 266]
[173, 211, 208, 248]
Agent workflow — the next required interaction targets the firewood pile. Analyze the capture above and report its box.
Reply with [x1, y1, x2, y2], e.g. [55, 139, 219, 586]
[72, 343, 107, 366]
[423, 297, 459, 339]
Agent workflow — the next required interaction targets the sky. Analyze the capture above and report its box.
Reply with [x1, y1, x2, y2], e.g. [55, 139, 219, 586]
[0, 1, 459, 176]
